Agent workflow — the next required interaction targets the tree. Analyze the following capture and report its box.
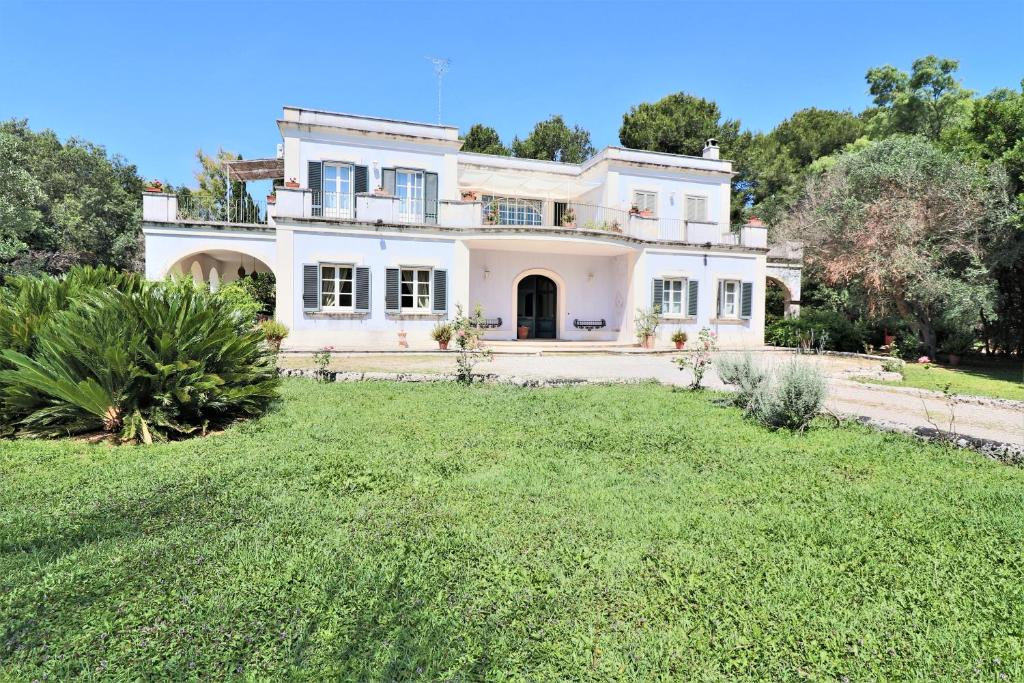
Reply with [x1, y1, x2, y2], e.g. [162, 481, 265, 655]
[461, 124, 508, 155]
[619, 92, 740, 157]
[511, 115, 594, 163]
[780, 136, 1005, 357]
[865, 55, 973, 142]
[187, 148, 260, 223]
[0, 119, 144, 279]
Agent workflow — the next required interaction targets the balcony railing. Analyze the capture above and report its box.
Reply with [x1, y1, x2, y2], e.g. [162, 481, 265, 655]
[176, 194, 267, 224]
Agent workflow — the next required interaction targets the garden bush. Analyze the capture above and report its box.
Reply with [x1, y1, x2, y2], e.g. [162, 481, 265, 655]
[765, 309, 866, 352]
[0, 268, 279, 443]
[748, 361, 828, 431]
[716, 352, 770, 408]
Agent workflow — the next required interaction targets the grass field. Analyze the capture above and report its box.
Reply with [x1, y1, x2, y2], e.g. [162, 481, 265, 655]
[2, 380, 1023, 680]
[859, 361, 1024, 401]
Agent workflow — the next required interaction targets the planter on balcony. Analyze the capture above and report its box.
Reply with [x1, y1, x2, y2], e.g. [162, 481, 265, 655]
[461, 190, 478, 201]
[284, 178, 299, 189]
[266, 194, 276, 204]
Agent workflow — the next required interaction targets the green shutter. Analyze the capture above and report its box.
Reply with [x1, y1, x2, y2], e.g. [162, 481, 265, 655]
[741, 281, 753, 319]
[382, 168, 396, 196]
[354, 165, 369, 194]
[687, 279, 699, 317]
[432, 268, 447, 313]
[424, 172, 438, 224]
[651, 278, 664, 314]
[354, 266, 370, 312]
[302, 264, 320, 312]
[385, 267, 400, 312]
[308, 161, 323, 217]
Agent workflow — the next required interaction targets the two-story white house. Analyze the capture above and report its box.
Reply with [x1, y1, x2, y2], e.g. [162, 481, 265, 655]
[142, 106, 801, 349]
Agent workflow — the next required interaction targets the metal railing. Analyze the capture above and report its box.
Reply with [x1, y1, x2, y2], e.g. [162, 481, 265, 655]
[177, 194, 267, 224]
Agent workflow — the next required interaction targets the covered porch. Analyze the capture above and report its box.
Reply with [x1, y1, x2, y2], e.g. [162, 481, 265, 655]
[463, 236, 639, 343]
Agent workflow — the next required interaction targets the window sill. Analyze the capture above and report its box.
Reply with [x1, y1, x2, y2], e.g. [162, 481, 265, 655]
[306, 310, 369, 319]
[710, 317, 748, 325]
[386, 312, 445, 319]
[660, 315, 696, 322]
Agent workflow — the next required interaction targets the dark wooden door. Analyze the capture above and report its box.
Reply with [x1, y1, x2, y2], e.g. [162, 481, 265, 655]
[517, 275, 557, 339]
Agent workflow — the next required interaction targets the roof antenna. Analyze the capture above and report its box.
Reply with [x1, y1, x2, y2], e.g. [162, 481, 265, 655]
[425, 56, 450, 124]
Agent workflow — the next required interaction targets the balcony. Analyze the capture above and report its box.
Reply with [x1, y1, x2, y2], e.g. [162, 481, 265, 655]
[144, 190, 766, 248]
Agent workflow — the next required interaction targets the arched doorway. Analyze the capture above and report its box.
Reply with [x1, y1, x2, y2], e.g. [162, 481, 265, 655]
[517, 274, 557, 339]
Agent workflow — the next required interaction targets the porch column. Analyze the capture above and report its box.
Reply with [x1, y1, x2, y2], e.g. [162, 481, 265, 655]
[452, 240, 470, 314]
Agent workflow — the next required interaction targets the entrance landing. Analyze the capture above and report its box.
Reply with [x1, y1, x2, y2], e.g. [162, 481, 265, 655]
[485, 340, 670, 355]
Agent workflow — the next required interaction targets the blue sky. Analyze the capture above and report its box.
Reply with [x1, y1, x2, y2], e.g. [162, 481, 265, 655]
[2, 0, 1022, 188]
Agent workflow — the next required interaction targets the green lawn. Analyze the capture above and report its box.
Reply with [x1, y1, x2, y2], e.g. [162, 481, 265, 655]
[2, 380, 1023, 680]
[861, 361, 1024, 401]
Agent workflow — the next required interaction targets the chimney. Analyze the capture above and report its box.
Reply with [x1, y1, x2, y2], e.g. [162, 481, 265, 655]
[702, 138, 720, 160]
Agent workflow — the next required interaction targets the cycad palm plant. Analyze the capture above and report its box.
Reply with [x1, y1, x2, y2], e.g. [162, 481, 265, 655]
[0, 269, 279, 443]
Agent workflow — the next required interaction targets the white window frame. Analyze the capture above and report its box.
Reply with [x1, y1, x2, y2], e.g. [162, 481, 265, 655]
[319, 263, 355, 311]
[685, 195, 709, 222]
[396, 169, 425, 222]
[400, 267, 432, 312]
[661, 277, 688, 316]
[322, 163, 354, 219]
[633, 190, 658, 215]
[718, 279, 740, 319]
[481, 195, 544, 226]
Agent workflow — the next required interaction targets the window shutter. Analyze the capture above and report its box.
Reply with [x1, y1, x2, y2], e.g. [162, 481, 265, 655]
[385, 267, 400, 312]
[651, 278, 664, 314]
[717, 281, 724, 317]
[432, 268, 447, 313]
[354, 165, 369, 195]
[382, 168, 396, 196]
[687, 279, 699, 317]
[308, 161, 323, 217]
[354, 266, 371, 312]
[424, 172, 438, 224]
[741, 281, 753, 319]
[302, 264, 320, 312]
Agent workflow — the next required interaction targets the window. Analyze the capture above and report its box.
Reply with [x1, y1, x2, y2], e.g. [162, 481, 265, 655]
[719, 280, 740, 318]
[661, 278, 687, 315]
[320, 264, 354, 309]
[396, 170, 424, 221]
[482, 195, 543, 226]
[685, 195, 708, 222]
[633, 190, 657, 215]
[400, 268, 432, 311]
[323, 163, 353, 219]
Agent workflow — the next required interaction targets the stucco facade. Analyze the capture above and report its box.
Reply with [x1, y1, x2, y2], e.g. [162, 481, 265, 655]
[143, 106, 799, 349]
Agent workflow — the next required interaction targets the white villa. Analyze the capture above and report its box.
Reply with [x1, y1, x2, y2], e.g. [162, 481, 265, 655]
[142, 106, 801, 349]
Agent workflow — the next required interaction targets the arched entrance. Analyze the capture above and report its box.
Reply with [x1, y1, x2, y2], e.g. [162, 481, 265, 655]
[517, 274, 557, 339]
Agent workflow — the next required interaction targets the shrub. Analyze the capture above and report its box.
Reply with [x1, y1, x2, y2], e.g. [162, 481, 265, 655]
[673, 327, 717, 390]
[635, 306, 661, 342]
[717, 353, 770, 408]
[260, 319, 289, 352]
[881, 357, 906, 375]
[214, 280, 262, 324]
[765, 309, 865, 352]
[239, 272, 276, 315]
[0, 270, 280, 443]
[451, 304, 492, 383]
[313, 346, 334, 381]
[748, 361, 827, 431]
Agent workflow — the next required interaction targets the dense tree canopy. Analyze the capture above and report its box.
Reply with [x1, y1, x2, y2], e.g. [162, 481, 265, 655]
[864, 56, 972, 141]
[619, 92, 740, 157]
[0, 120, 144, 279]
[461, 124, 508, 156]
[510, 115, 595, 164]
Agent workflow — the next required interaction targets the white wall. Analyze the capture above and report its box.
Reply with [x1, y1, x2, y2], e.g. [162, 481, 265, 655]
[286, 229, 458, 349]
[612, 166, 730, 229]
[467, 248, 632, 341]
[143, 229, 278, 281]
[638, 249, 766, 347]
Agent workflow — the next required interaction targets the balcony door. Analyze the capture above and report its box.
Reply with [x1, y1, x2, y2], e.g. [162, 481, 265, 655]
[517, 275, 557, 339]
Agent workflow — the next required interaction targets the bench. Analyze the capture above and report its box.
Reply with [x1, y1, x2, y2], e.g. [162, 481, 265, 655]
[573, 318, 607, 331]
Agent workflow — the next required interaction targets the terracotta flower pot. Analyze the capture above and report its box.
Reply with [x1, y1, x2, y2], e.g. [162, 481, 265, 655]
[267, 195, 276, 204]
[517, 326, 529, 340]
[438, 340, 448, 351]
[284, 180, 299, 189]
[641, 335, 655, 349]
[397, 331, 408, 349]
[674, 340, 684, 350]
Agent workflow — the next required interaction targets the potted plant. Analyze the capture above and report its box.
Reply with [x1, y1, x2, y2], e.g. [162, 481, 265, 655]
[561, 206, 576, 228]
[671, 329, 687, 350]
[635, 306, 661, 349]
[373, 186, 390, 196]
[144, 179, 164, 193]
[942, 331, 974, 366]
[284, 177, 300, 189]
[431, 321, 453, 350]
[629, 204, 640, 216]
[461, 189, 479, 201]
[484, 205, 500, 225]
[397, 330, 408, 348]
[259, 319, 289, 352]
[517, 323, 530, 339]
[266, 189, 277, 204]
[639, 208, 653, 218]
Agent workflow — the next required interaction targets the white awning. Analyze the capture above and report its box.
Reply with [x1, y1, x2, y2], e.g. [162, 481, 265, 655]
[458, 168, 601, 200]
